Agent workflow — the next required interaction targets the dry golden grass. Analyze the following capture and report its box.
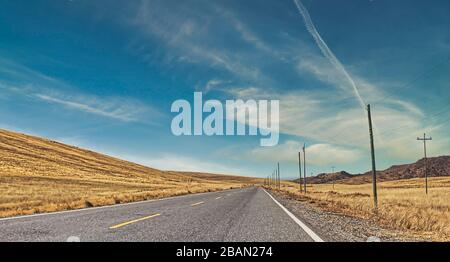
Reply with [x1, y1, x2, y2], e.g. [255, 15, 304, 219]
[272, 177, 450, 241]
[0, 129, 262, 218]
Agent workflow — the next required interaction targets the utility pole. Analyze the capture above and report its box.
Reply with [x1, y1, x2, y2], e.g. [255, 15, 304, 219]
[274, 169, 277, 190]
[273, 171, 275, 189]
[275, 168, 278, 190]
[273, 170, 278, 188]
[303, 143, 307, 193]
[366, 104, 378, 211]
[332, 166, 336, 190]
[277, 162, 281, 190]
[417, 133, 432, 195]
[298, 152, 303, 192]
[272, 171, 275, 189]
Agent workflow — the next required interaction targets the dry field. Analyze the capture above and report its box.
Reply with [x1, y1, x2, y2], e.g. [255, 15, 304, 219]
[0, 129, 261, 218]
[271, 177, 450, 241]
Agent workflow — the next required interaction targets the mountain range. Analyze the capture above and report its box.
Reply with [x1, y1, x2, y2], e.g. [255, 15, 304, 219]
[294, 156, 450, 185]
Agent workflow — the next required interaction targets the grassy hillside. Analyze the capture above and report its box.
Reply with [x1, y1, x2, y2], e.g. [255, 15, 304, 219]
[271, 177, 450, 241]
[0, 129, 261, 218]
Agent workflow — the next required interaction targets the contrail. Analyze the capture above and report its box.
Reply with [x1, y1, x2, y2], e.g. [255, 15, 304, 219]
[293, 0, 366, 109]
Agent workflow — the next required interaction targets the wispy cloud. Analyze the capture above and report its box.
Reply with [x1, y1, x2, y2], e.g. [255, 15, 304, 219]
[127, 0, 449, 167]
[247, 140, 361, 165]
[297, 54, 425, 116]
[34, 93, 151, 122]
[217, 8, 279, 57]
[120, 153, 255, 176]
[225, 83, 445, 161]
[198, 79, 231, 93]
[128, 0, 277, 85]
[293, 0, 366, 109]
[0, 58, 162, 124]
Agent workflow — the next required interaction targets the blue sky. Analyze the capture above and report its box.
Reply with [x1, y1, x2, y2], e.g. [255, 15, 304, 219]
[1, 0, 449, 178]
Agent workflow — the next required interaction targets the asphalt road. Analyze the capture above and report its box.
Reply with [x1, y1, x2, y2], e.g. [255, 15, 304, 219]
[0, 187, 323, 242]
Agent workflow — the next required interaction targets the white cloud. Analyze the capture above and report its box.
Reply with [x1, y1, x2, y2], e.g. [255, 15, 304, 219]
[218, 9, 278, 57]
[293, 0, 366, 108]
[247, 140, 361, 165]
[0, 58, 162, 124]
[121, 153, 253, 176]
[306, 143, 361, 165]
[99, 2, 450, 170]
[200, 79, 230, 93]
[35, 93, 153, 122]
[128, 0, 273, 84]
[224, 83, 446, 162]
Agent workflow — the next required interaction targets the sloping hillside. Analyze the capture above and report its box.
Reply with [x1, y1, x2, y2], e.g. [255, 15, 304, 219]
[0, 129, 259, 217]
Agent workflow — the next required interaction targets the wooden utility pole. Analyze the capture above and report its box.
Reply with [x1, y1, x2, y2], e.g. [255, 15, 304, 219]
[273, 170, 278, 188]
[272, 172, 274, 188]
[277, 168, 280, 189]
[275, 168, 278, 190]
[274, 169, 277, 190]
[366, 104, 378, 211]
[303, 143, 307, 193]
[298, 152, 303, 192]
[277, 162, 281, 190]
[332, 166, 336, 190]
[417, 133, 432, 195]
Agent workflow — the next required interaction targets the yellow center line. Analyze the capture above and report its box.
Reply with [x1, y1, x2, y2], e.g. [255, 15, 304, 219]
[215, 197, 222, 200]
[190, 201, 204, 206]
[109, 213, 161, 229]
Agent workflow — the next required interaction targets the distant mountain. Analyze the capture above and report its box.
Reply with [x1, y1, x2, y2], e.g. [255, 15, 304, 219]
[296, 156, 450, 185]
[293, 171, 353, 184]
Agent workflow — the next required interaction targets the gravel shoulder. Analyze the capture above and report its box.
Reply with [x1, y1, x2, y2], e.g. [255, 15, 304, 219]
[269, 189, 423, 242]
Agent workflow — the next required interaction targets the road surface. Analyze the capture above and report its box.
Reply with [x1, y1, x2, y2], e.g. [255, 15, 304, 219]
[0, 187, 323, 242]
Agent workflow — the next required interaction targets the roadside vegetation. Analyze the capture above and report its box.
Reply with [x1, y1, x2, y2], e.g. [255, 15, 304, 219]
[0, 129, 261, 218]
[269, 178, 450, 241]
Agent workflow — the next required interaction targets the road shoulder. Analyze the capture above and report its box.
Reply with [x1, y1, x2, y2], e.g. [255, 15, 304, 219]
[267, 189, 421, 242]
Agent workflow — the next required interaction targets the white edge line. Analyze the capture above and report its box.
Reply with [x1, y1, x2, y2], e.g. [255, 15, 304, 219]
[0, 187, 244, 222]
[263, 188, 324, 242]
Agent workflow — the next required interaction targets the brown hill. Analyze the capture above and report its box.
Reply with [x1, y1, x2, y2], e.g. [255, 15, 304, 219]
[293, 171, 353, 184]
[0, 128, 260, 217]
[345, 156, 450, 184]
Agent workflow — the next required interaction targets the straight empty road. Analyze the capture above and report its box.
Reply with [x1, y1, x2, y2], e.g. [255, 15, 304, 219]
[0, 187, 323, 242]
